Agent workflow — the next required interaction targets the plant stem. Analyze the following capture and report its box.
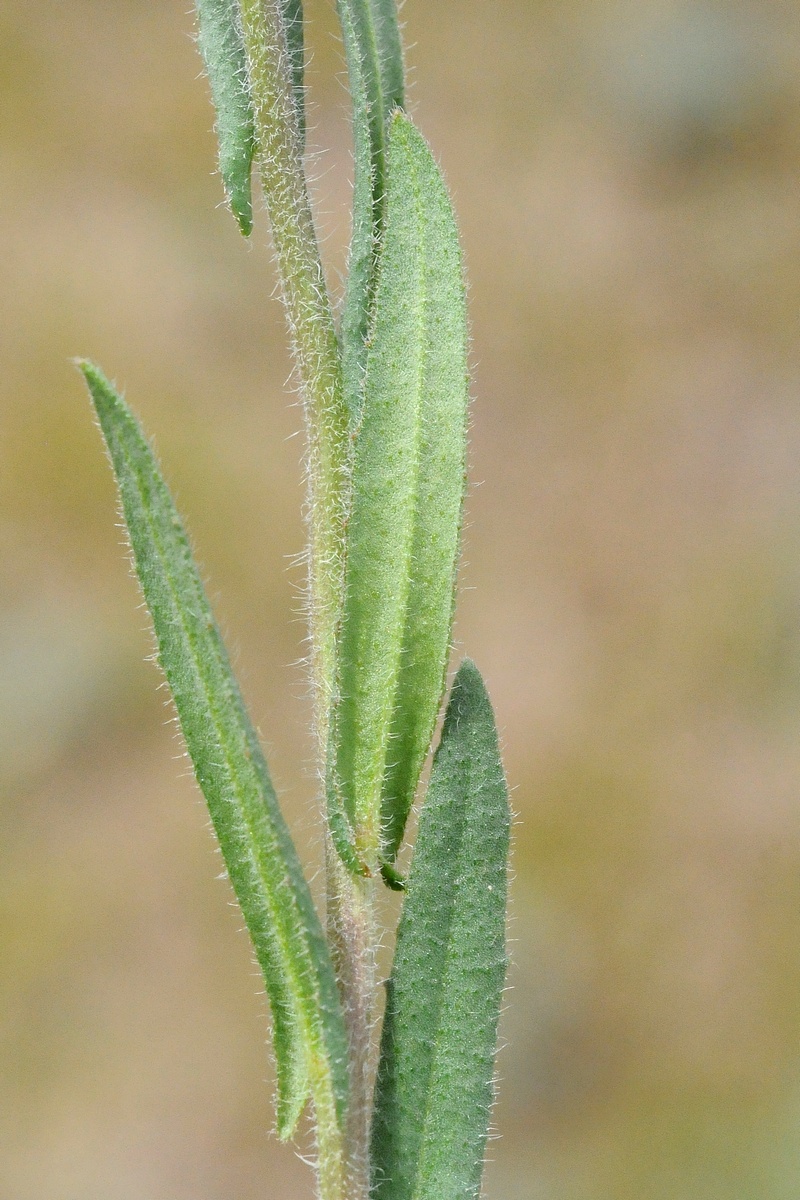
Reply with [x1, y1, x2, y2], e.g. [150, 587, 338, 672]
[326, 848, 376, 1200]
[237, 6, 375, 1196]
[239, 0, 349, 716]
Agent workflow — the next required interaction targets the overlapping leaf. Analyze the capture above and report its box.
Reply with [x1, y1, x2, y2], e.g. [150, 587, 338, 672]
[337, 0, 405, 425]
[79, 363, 348, 1151]
[370, 660, 510, 1200]
[337, 0, 378, 428]
[195, 0, 306, 235]
[194, 0, 256, 235]
[338, 0, 404, 216]
[329, 112, 469, 870]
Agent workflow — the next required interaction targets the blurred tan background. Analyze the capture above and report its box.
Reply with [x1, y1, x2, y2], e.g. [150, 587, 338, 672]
[3, 1, 800, 1196]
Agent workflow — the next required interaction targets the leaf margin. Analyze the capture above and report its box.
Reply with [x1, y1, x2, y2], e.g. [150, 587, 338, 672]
[78, 360, 350, 1166]
[330, 110, 470, 873]
[370, 658, 511, 1200]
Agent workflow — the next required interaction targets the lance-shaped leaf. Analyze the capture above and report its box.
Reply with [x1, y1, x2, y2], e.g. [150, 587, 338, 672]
[78, 363, 348, 1154]
[194, 0, 306, 236]
[337, 0, 405, 426]
[368, 0, 405, 122]
[330, 112, 468, 869]
[337, 0, 377, 430]
[370, 660, 510, 1200]
[194, 0, 256, 236]
[338, 0, 404, 210]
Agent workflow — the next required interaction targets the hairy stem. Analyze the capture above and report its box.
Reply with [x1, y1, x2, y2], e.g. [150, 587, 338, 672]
[326, 844, 376, 1200]
[238, 0, 349, 715]
[237, 5, 376, 1195]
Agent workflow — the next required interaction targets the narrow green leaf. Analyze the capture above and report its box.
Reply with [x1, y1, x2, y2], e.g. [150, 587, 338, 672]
[337, 0, 405, 426]
[78, 363, 348, 1154]
[193, 0, 305, 233]
[370, 660, 510, 1200]
[338, 0, 404, 206]
[194, 0, 256, 236]
[326, 753, 371, 880]
[330, 112, 469, 869]
[371, 0, 404, 119]
[337, 0, 376, 428]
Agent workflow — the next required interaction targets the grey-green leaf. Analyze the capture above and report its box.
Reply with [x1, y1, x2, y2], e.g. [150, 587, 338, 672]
[337, 0, 405, 426]
[194, 0, 256, 236]
[79, 362, 348, 1150]
[339, 0, 404, 206]
[372, 0, 404, 118]
[330, 112, 468, 869]
[337, 0, 377, 429]
[370, 660, 510, 1200]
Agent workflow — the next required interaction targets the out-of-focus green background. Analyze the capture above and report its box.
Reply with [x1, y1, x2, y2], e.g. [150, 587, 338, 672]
[3, 1, 800, 1196]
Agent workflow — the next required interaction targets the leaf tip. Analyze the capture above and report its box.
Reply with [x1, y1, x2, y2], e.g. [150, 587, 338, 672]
[72, 355, 94, 382]
[75, 358, 121, 421]
[235, 207, 254, 237]
[226, 164, 254, 236]
[388, 106, 411, 139]
[448, 656, 489, 718]
[379, 861, 407, 892]
[275, 1087, 307, 1143]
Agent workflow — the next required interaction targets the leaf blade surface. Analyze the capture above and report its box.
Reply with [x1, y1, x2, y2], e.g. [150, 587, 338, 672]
[336, 0, 404, 426]
[194, 0, 256, 235]
[337, 0, 378, 428]
[370, 659, 510, 1200]
[339, 0, 404, 209]
[79, 362, 348, 1152]
[331, 112, 469, 868]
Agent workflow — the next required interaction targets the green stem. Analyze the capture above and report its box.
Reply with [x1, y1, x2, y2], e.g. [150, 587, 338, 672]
[238, 0, 349, 718]
[326, 848, 376, 1200]
[236, 6, 375, 1197]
